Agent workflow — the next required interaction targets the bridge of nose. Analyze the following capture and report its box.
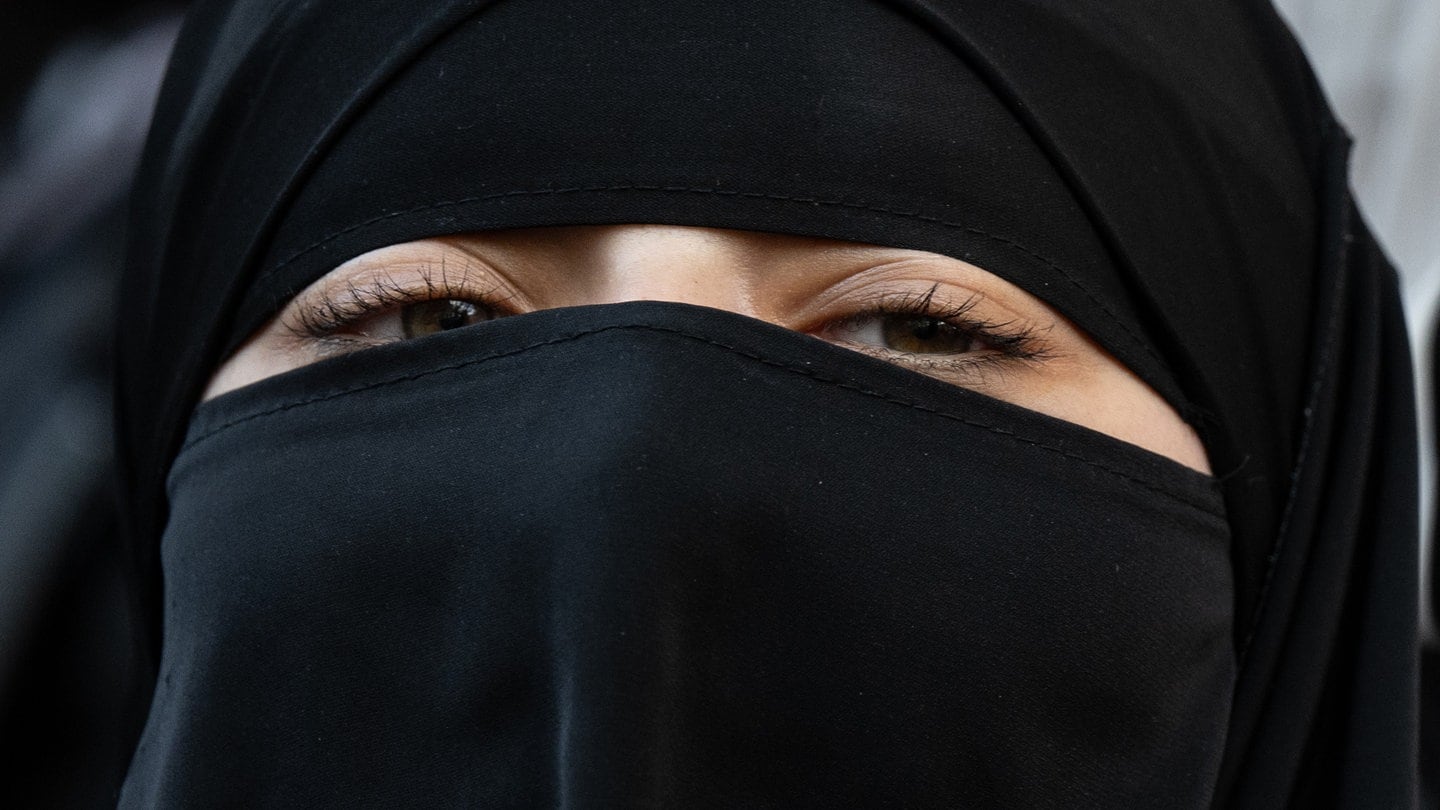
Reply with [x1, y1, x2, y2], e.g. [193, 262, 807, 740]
[580, 225, 762, 316]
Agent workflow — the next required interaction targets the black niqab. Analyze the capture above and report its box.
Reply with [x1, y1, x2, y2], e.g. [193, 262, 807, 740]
[116, 0, 1419, 806]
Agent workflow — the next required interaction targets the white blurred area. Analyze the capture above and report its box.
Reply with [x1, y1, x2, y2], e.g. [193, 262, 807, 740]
[1273, 0, 1440, 645]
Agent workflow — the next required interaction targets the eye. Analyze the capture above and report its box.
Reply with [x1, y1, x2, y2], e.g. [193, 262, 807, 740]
[284, 262, 510, 352]
[825, 313, 993, 355]
[346, 298, 493, 342]
[806, 285, 1050, 384]
[399, 299, 491, 337]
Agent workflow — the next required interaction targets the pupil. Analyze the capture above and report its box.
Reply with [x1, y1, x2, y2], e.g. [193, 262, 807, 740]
[402, 299, 484, 338]
[910, 318, 940, 340]
[438, 301, 477, 330]
[879, 315, 972, 354]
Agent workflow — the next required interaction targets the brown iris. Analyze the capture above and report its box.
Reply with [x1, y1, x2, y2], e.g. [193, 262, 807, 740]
[399, 299, 489, 338]
[881, 315, 979, 354]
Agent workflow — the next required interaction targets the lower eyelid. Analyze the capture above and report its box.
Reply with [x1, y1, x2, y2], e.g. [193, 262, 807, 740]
[833, 340, 1020, 382]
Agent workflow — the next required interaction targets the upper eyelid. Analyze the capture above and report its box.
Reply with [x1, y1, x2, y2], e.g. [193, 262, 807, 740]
[282, 260, 516, 335]
[799, 263, 1043, 326]
[799, 278, 1049, 337]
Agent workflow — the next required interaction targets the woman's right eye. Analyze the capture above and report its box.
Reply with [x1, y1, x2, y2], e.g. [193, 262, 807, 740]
[283, 259, 513, 351]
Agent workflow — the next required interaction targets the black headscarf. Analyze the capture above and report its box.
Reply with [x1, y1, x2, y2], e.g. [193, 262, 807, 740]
[116, 0, 1419, 806]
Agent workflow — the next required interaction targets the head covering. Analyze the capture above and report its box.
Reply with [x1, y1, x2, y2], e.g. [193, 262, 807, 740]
[116, 0, 1419, 806]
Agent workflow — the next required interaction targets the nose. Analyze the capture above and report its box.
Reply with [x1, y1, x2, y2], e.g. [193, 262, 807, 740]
[583, 225, 758, 316]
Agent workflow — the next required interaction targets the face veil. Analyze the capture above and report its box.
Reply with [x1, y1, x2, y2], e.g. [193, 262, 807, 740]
[116, 0, 1419, 807]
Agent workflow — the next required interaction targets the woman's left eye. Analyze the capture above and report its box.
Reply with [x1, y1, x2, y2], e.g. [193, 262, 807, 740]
[824, 313, 992, 355]
[402, 299, 491, 337]
[350, 298, 494, 341]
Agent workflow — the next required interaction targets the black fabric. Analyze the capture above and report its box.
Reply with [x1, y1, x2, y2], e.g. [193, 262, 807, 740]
[124, 302, 1235, 807]
[115, 0, 1420, 806]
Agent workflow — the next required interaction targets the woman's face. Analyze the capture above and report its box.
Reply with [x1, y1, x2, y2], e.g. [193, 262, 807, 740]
[206, 224, 1210, 473]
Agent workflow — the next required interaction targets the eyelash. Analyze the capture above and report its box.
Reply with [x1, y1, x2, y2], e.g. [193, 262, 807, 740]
[288, 266, 509, 348]
[826, 284, 1050, 377]
[286, 267, 1050, 377]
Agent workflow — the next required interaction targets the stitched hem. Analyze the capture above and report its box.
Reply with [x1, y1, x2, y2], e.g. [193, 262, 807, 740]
[1236, 118, 1357, 661]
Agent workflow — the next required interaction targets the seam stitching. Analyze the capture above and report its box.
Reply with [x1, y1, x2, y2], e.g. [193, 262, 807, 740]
[1238, 222, 1351, 658]
[260, 185, 1166, 368]
[1237, 121, 1358, 661]
[184, 322, 1222, 517]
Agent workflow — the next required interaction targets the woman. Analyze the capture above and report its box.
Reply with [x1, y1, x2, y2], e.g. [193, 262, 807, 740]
[115, 0, 1419, 806]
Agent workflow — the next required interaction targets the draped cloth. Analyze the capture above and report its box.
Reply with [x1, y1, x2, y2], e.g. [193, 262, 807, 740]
[116, 1, 1419, 805]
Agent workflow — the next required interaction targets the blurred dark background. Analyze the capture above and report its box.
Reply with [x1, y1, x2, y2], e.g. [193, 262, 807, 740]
[0, 2, 175, 120]
[0, 1, 1434, 806]
[0, 2, 183, 806]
